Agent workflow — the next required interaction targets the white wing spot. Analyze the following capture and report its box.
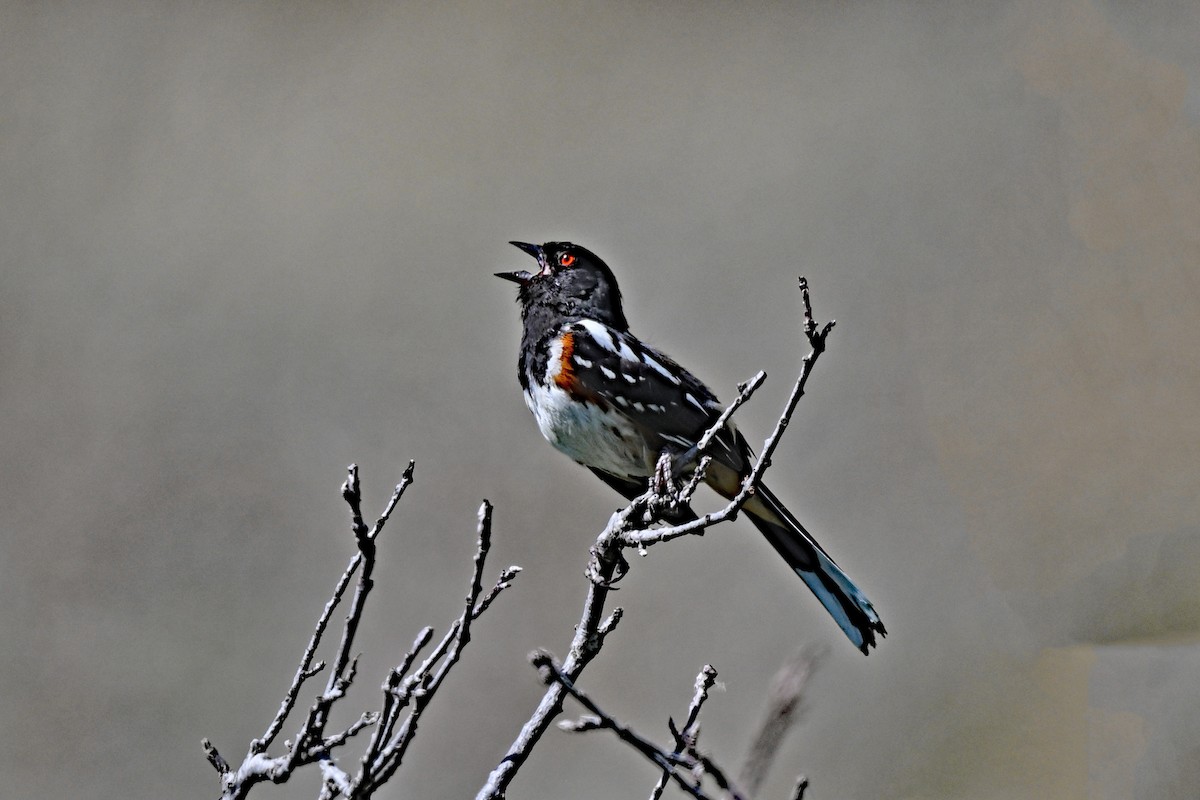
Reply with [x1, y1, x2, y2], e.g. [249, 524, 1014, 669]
[685, 393, 706, 412]
[642, 353, 682, 385]
[633, 401, 646, 412]
[648, 403, 666, 413]
[622, 372, 637, 384]
[579, 320, 620, 353]
[573, 355, 594, 368]
[600, 365, 617, 380]
[614, 395, 630, 408]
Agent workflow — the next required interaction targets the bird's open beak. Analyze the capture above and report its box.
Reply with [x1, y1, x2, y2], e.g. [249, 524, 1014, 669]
[509, 241, 543, 260]
[496, 240, 549, 284]
[494, 269, 533, 285]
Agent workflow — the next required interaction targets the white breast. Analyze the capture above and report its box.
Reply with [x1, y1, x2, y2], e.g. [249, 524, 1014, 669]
[523, 334, 657, 479]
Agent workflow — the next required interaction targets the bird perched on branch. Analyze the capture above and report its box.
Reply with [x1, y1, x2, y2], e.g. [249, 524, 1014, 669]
[496, 241, 885, 654]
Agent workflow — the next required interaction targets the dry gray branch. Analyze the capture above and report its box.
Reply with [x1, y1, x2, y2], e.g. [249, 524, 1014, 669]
[534, 651, 746, 800]
[202, 464, 520, 800]
[357, 501, 514, 794]
[649, 664, 719, 800]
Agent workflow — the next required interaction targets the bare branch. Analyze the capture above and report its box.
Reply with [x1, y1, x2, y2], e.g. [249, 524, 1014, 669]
[370, 461, 416, 540]
[343, 463, 371, 544]
[204, 464, 519, 800]
[694, 370, 766, 454]
[676, 455, 713, 508]
[475, 554, 623, 799]
[253, 551, 362, 756]
[360, 500, 514, 794]
[681, 665, 720, 743]
[318, 758, 352, 798]
[650, 665, 719, 800]
[203, 738, 230, 774]
[361, 626, 435, 778]
[473, 564, 523, 619]
[533, 652, 745, 800]
[286, 465, 413, 776]
[321, 711, 380, 752]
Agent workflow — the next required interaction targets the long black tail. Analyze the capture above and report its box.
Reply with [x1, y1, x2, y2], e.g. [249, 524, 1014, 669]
[744, 484, 886, 655]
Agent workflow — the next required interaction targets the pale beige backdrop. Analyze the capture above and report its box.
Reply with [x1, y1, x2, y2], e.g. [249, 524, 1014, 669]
[3, 1, 1198, 798]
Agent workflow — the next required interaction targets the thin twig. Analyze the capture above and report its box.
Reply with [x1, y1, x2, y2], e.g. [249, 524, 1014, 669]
[473, 564, 523, 619]
[319, 711, 380, 752]
[205, 463, 519, 800]
[695, 370, 766, 453]
[534, 652, 745, 800]
[360, 625, 435, 782]
[318, 758, 353, 798]
[288, 465, 415, 774]
[203, 738, 230, 774]
[205, 466, 413, 800]
[370, 461, 416, 541]
[252, 551, 362, 755]
[474, 555, 623, 799]
[362, 501, 516, 794]
[649, 665, 719, 800]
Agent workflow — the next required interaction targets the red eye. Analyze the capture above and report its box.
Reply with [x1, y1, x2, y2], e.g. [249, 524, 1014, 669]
[558, 253, 576, 267]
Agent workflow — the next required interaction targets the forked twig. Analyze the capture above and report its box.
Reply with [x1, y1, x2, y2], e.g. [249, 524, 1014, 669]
[649, 664, 719, 800]
[535, 652, 746, 800]
[203, 465, 520, 800]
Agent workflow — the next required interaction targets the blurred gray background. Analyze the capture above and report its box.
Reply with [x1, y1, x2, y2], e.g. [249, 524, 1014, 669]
[3, 1, 1198, 798]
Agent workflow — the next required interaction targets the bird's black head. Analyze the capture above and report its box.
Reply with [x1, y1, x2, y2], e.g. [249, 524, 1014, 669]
[496, 241, 628, 331]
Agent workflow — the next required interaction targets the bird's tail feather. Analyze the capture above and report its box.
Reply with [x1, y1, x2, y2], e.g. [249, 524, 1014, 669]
[743, 485, 886, 655]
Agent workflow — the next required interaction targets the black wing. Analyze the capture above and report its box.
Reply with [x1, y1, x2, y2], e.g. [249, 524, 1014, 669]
[563, 319, 751, 477]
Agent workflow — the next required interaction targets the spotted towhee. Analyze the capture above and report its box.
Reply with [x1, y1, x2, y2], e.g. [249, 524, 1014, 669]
[496, 241, 885, 654]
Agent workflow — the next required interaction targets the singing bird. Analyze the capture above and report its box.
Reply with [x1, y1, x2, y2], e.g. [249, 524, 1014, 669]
[496, 241, 885, 654]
